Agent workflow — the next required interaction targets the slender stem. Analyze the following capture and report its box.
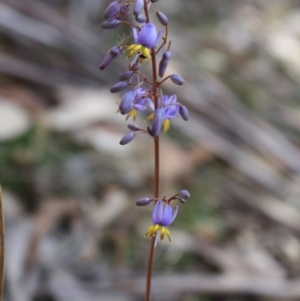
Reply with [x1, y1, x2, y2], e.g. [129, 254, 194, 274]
[0, 186, 5, 301]
[145, 236, 155, 301]
[144, 1, 160, 301]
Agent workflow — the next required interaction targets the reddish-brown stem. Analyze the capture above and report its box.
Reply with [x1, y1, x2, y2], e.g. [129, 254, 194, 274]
[144, 1, 160, 301]
[158, 75, 171, 87]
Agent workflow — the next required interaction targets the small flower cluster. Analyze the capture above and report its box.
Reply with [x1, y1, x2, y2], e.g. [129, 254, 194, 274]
[100, 0, 189, 142]
[100, 0, 191, 246]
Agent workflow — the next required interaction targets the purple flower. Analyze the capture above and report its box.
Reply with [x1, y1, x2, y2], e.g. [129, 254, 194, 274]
[152, 200, 178, 226]
[151, 108, 165, 136]
[145, 200, 178, 246]
[126, 23, 161, 64]
[148, 95, 180, 134]
[134, 23, 161, 49]
[119, 88, 150, 120]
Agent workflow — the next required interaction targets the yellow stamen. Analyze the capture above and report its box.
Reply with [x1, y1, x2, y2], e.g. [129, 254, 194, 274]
[160, 227, 166, 241]
[165, 228, 171, 242]
[163, 119, 170, 132]
[125, 44, 151, 64]
[127, 44, 143, 58]
[126, 109, 137, 121]
[146, 113, 154, 121]
[144, 225, 172, 243]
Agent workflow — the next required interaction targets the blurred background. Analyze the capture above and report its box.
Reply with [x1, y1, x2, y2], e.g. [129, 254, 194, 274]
[1, 0, 300, 300]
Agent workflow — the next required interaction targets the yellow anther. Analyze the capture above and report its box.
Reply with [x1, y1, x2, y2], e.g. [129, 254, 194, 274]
[127, 44, 143, 58]
[146, 113, 154, 121]
[163, 119, 170, 132]
[145, 224, 172, 244]
[126, 109, 137, 121]
[165, 228, 171, 242]
[160, 227, 166, 241]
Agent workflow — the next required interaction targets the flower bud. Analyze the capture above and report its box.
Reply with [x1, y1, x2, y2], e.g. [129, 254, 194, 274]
[119, 71, 134, 81]
[170, 74, 184, 85]
[158, 50, 171, 77]
[119, 91, 135, 114]
[110, 46, 123, 57]
[133, 0, 144, 16]
[129, 55, 141, 71]
[110, 81, 128, 93]
[120, 132, 135, 145]
[152, 108, 165, 136]
[118, 4, 130, 19]
[179, 190, 190, 199]
[101, 20, 121, 29]
[99, 46, 122, 70]
[179, 198, 186, 204]
[156, 11, 168, 26]
[179, 105, 189, 121]
[136, 14, 146, 23]
[128, 124, 141, 131]
[136, 197, 152, 206]
[104, 1, 121, 19]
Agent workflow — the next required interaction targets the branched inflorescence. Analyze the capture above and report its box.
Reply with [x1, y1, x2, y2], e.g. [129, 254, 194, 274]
[100, 0, 191, 248]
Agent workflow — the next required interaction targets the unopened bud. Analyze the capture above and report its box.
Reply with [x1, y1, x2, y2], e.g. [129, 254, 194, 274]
[156, 11, 168, 26]
[179, 190, 190, 199]
[136, 14, 146, 23]
[110, 81, 128, 93]
[119, 71, 134, 81]
[128, 124, 141, 132]
[179, 105, 189, 121]
[133, 0, 144, 16]
[136, 197, 152, 206]
[99, 46, 122, 71]
[170, 74, 184, 85]
[158, 50, 171, 77]
[120, 132, 135, 145]
[101, 20, 121, 29]
[104, 1, 121, 20]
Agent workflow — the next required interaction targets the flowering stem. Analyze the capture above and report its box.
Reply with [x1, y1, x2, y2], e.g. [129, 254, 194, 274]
[143, 0, 160, 300]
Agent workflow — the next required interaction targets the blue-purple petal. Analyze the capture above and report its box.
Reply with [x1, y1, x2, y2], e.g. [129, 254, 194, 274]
[152, 200, 164, 224]
[120, 91, 135, 114]
[160, 204, 173, 226]
[152, 107, 165, 136]
[137, 23, 160, 49]
[170, 206, 178, 224]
